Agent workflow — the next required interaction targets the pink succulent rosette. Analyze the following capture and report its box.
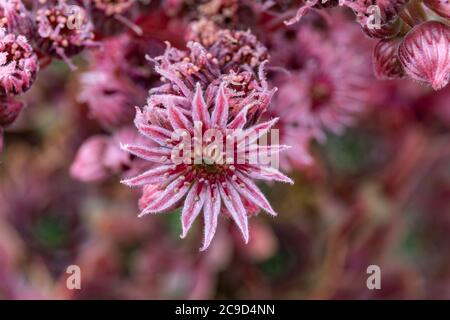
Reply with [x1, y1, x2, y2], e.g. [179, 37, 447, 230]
[121, 82, 293, 250]
[76, 34, 155, 130]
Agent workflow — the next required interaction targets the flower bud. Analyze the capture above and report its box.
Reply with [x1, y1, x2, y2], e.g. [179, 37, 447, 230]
[398, 21, 450, 90]
[363, 18, 402, 39]
[0, 30, 38, 96]
[372, 38, 405, 80]
[423, 0, 450, 19]
[341, 0, 407, 39]
[0, 96, 23, 126]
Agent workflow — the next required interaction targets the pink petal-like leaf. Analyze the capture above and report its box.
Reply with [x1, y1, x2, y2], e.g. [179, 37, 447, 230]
[134, 107, 173, 145]
[181, 182, 207, 238]
[70, 136, 109, 182]
[154, 65, 191, 98]
[192, 83, 211, 128]
[167, 105, 193, 131]
[120, 144, 171, 163]
[246, 165, 294, 185]
[140, 177, 190, 216]
[228, 104, 251, 130]
[231, 172, 277, 216]
[242, 144, 291, 161]
[211, 83, 229, 129]
[120, 165, 176, 187]
[237, 118, 279, 146]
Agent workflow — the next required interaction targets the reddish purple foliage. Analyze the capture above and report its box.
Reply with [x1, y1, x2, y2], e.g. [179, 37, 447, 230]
[0, 0, 448, 300]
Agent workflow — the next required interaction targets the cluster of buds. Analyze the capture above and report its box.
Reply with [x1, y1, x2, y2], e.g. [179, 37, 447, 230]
[374, 19, 449, 90]
[0, 0, 37, 151]
[0, 28, 38, 96]
[148, 37, 274, 129]
[188, 18, 269, 73]
[273, 0, 449, 90]
[0, 0, 34, 36]
[365, 1, 450, 90]
[0, 0, 102, 152]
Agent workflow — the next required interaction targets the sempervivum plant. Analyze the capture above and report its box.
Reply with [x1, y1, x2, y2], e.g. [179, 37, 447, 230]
[120, 38, 293, 249]
[121, 82, 292, 250]
[339, 0, 409, 39]
[282, 0, 450, 90]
